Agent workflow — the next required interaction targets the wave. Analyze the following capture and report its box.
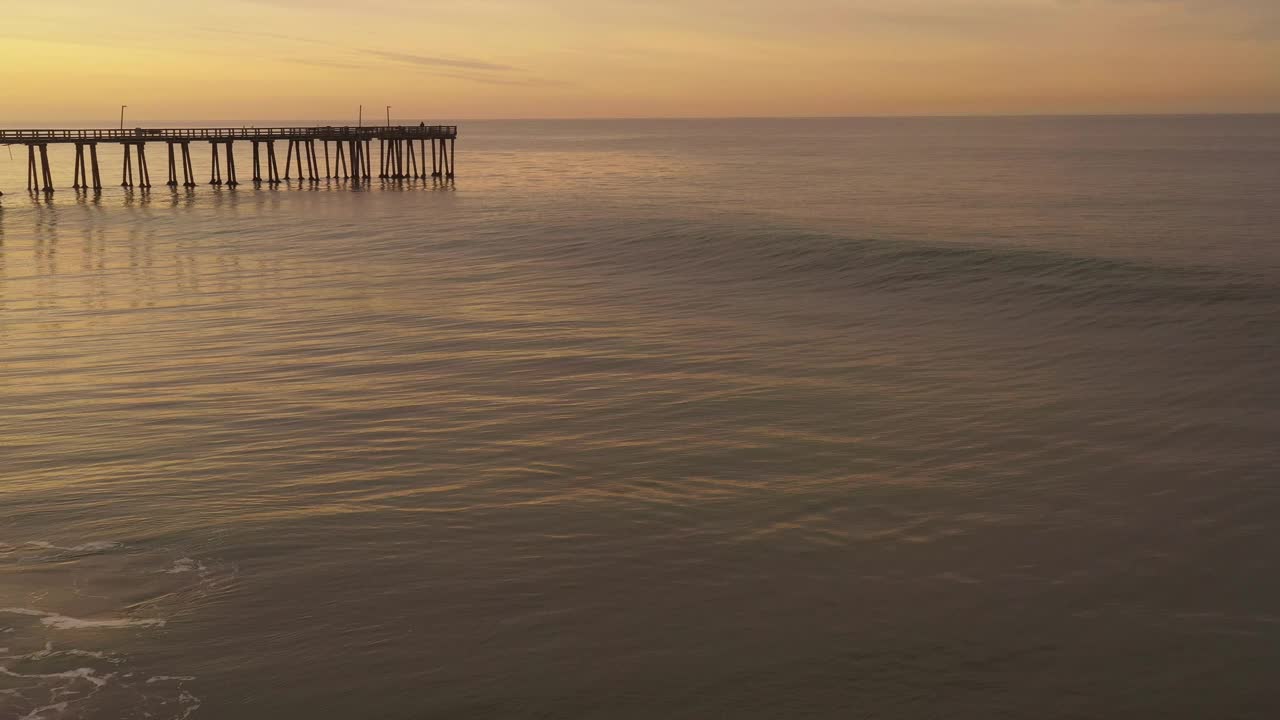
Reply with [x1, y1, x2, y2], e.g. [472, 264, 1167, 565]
[540, 218, 1279, 313]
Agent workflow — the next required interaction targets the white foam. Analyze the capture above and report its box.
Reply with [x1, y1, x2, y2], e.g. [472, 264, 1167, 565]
[19, 701, 69, 720]
[161, 558, 207, 574]
[1, 658, 105, 718]
[177, 689, 202, 719]
[2, 545, 202, 719]
[24, 541, 122, 553]
[1, 608, 50, 619]
[147, 675, 197, 683]
[63, 648, 112, 660]
[0, 608, 165, 630]
[43, 615, 165, 630]
[24, 642, 113, 662]
[1, 666, 108, 688]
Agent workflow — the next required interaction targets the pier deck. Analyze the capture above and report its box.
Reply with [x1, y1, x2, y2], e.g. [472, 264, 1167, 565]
[1, 125, 458, 192]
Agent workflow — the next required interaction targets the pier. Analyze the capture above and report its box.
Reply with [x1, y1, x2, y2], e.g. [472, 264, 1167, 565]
[0, 125, 457, 193]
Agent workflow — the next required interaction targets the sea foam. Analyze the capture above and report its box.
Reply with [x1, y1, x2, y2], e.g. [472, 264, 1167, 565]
[24, 540, 122, 553]
[0, 608, 165, 630]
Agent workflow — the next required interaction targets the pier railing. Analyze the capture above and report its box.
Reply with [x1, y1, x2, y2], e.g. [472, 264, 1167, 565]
[0, 125, 458, 144]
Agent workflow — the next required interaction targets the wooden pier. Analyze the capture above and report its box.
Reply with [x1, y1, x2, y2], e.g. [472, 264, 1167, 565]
[0, 125, 457, 193]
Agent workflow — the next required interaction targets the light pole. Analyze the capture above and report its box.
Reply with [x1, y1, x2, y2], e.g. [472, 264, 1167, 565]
[358, 105, 362, 128]
[386, 106, 391, 127]
[120, 105, 127, 130]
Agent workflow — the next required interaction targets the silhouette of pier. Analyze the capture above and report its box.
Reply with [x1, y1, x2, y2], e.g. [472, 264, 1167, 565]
[1, 125, 457, 193]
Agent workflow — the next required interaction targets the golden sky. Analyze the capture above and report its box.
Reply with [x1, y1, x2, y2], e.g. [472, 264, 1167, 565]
[2, 0, 1278, 121]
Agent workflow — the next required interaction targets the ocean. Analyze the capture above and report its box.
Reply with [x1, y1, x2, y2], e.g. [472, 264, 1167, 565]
[1, 116, 1278, 718]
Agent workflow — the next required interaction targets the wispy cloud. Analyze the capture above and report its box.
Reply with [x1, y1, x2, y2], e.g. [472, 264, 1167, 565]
[201, 27, 331, 46]
[428, 71, 573, 88]
[287, 57, 372, 71]
[363, 49, 516, 73]
[354, 48, 568, 86]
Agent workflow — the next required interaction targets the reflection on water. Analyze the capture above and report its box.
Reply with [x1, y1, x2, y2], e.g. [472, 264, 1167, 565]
[1, 117, 1279, 720]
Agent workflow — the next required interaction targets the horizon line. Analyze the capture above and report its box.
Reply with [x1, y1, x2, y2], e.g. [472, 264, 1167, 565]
[3, 111, 1278, 127]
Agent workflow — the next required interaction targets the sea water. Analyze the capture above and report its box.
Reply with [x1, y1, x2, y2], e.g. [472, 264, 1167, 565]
[1, 116, 1278, 718]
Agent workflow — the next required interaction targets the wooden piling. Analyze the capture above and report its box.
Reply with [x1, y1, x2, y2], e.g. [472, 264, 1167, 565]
[292, 140, 305, 181]
[181, 143, 195, 187]
[90, 144, 102, 190]
[121, 144, 133, 188]
[209, 143, 222, 185]
[138, 144, 152, 188]
[26, 145, 36, 192]
[266, 141, 279, 184]
[72, 144, 84, 189]
[227, 142, 239, 186]
[167, 143, 178, 187]
[308, 140, 320, 182]
[38, 144, 54, 193]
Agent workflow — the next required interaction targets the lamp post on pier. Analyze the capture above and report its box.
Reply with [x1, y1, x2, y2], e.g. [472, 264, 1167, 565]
[120, 105, 127, 130]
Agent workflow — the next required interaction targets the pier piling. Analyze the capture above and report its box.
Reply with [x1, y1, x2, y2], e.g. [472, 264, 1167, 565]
[267, 141, 280, 184]
[227, 142, 239, 186]
[167, 143, 179, 186]
[72, 143, 85, 189]
[209, 143, 222, 186]
[139, 144, 152, 188]
[38, 144, 54, 193]
[308, 140, 320, 183]
[181, 143, 195, 187]
[121, 145, 133, 188]
[90, 144, 102, 190]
